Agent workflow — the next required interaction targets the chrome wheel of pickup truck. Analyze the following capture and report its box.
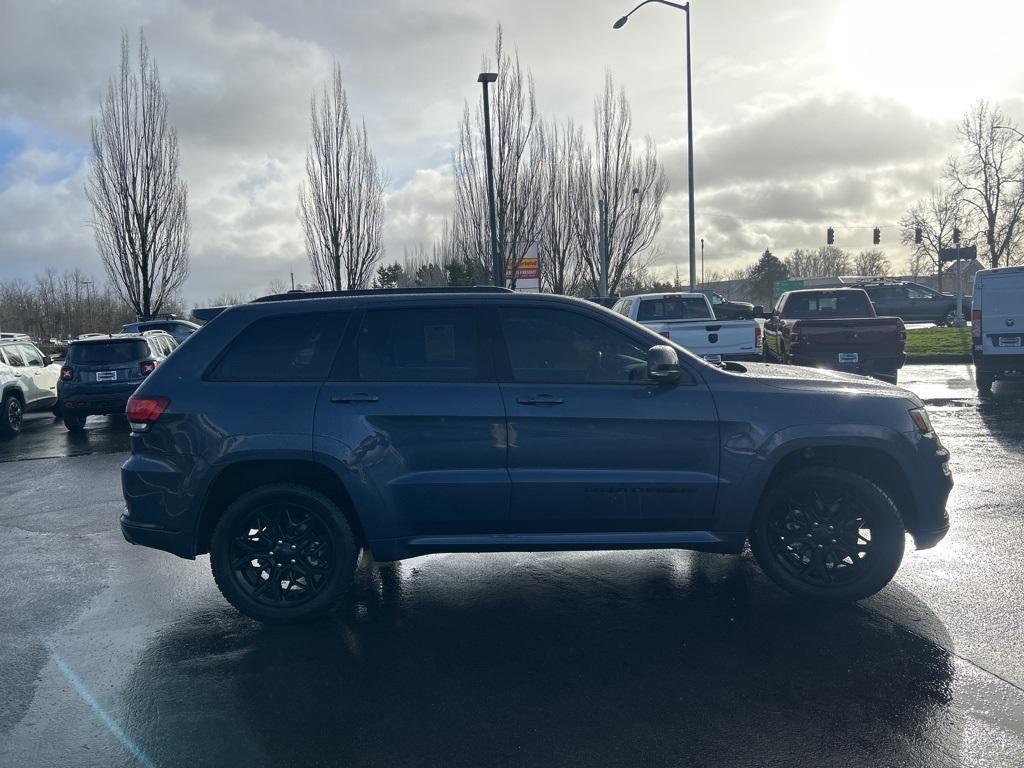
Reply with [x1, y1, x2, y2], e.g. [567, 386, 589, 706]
[211, 483, 357, 623]
[751, 467, 905, 601]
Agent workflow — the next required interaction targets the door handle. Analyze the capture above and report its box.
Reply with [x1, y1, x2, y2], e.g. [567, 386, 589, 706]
[516, 395, 564, 406]
[331, 393, 380, 403]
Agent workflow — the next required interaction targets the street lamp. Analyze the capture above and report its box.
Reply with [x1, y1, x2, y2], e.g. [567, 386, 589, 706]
[614, 0, 697, 292]
[478, 72, 502, 287]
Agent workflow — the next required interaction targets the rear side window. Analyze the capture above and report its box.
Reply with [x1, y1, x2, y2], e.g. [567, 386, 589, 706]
[636, 297, 710, 321]
[68, 340, 149, 364]
[355, 307, 479, 382]
[209, 312, 347, 382]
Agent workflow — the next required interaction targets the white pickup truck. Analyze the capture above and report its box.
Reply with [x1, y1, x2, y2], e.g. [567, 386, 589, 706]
[611, 292, 762, 362]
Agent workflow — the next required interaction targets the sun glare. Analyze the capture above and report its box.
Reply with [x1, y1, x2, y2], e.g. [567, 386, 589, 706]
[832, 0, 1024, 116]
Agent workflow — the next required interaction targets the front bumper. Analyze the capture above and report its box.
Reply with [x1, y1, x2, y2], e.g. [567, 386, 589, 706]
[120, 514, 194, 558]
[903, 430, 953, 549]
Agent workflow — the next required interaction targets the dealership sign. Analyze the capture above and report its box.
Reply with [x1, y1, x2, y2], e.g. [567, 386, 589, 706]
[507, 245, 540, 292]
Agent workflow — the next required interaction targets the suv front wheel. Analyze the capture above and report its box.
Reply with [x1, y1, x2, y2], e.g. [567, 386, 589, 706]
[750, 467, 905, 602]
[210, 483, 358, 623]
[1, 393, 23, 436]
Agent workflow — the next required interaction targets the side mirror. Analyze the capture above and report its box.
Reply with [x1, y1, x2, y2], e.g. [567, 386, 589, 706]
[42, 355, 53, 366]
[752, 305, 764, 317]
[647, 345, 682, 384]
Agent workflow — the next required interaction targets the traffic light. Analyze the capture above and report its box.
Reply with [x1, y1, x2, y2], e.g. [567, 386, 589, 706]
[872, 227, 880, 245]
[953, 227, 961, 244]
[914, 227, 922, 244]
[826, 227, 834, 245]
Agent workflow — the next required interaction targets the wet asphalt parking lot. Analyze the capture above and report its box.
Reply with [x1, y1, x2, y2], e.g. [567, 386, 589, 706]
[2, 364, 1023, 768]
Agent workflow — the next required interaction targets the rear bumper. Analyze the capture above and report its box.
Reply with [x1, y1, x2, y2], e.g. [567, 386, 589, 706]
[790, 352, 906, 373]
[973, 351, 1024, 374]
[120, 514, 194, 558]
[62, 382, 139, 415]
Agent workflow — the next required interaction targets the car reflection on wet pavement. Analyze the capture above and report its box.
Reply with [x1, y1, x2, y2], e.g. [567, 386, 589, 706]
[1, 365, 1023, 767]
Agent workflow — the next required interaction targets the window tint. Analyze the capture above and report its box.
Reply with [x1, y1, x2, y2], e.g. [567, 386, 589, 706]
[869, 286, 903, 300]
[783, 292, 873, 318]
[356, 308, 479, 382]
[499, 307, 649, 384]
[636, 297, 711, 321]
[19, 344, 44, 366]
[68, 340, 149, 364]
[209, 313, 346, 382]
[905, 285, 934, 299]
[2, 345, 26, 367]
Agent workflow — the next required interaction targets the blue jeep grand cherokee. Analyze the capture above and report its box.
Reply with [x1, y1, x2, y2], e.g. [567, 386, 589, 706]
[121, 288, 952, 622]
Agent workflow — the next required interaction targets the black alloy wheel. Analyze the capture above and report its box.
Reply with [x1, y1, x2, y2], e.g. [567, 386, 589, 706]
[1, 394, 23, 436]
[750, 467, 905, 601]
[229, 503, 334, 607]
[210, 484, 357, 622]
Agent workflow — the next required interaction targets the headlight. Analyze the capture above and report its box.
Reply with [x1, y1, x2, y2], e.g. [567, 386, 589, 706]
[909, 408, 934, 435]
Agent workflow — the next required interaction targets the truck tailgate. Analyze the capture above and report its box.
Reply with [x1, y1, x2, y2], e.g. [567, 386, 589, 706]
[647, 319, 759, 359]
[793, 318, 905, 355]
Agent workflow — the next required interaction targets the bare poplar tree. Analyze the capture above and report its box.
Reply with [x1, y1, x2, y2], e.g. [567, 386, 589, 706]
[945, 100, 1024, 268]
[851, 249, 891, 277]
[86, 31, 190, 317]
[575, 72, 667, 296]
[536, 118, 586, 294]
[300, 64, 387, 290]
[899, 186, 964, 278]
[452, 26, 542, 285]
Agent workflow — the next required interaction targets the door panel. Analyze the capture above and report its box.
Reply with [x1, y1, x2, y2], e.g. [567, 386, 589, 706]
[314, 306, 509, 540]
[492, 304, 720, 534]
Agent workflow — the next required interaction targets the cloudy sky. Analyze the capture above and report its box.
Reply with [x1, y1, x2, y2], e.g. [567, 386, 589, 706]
[2, 0, 1023, 303]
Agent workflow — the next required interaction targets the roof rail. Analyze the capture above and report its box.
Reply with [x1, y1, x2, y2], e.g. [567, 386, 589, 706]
[251, 286, 515, 303]
[136, 314, 178, 321]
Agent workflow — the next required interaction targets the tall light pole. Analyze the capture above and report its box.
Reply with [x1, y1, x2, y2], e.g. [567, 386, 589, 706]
[478, 72, 502, 287]
[614, 0, 696, 291]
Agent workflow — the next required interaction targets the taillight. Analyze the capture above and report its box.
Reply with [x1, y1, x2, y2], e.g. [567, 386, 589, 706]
[754, 324, 763, 348]
[972, 309, 982, 346]
[126, 395, 169, 431]
[897, 318, 906, 342]
[60, 366, 74, 381]
[140, 360, 156, 376]
[659, 331, 671, 339]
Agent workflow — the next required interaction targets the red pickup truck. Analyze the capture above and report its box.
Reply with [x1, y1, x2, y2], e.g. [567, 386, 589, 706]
[763, 288, 907, 383]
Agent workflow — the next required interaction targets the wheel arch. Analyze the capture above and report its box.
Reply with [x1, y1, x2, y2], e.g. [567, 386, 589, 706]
[2, 385, 25, 404]
[195, 459, 366, 556]
[755, 444, 917, 533]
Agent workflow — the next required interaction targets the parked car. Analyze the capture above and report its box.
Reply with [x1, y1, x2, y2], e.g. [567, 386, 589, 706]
[0, 339, 61, 436]
[612, 292, 762, 362]
[699, 290, 762, 320]
[120, 287, 951, 622]
[851, 280, 969, 325]
[59, 331, 177, 431]
[122, 315, 200, 344]
[0, 332, 33, 343]
[763, 288, 907, 383]
[971, 265, 1024, 394]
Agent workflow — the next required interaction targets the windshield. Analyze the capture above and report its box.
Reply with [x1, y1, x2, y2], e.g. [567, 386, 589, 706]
[67, 339, 149, 364]
[636, 297, 711, 321]
[783, 293, 874, 319]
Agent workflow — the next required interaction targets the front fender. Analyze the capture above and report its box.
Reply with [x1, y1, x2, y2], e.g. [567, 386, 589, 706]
[715, 423, 914, 535]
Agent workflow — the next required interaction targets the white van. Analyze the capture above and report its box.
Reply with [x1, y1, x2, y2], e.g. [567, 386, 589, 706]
[971, 265, 1024, 393]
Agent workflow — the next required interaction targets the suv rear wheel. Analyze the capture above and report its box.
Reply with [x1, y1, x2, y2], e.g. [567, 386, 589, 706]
[1, 393, 23, 436]
[63, 410, 87, 432]
[750, 467, 905, 602]
[210, 483, 358, 623]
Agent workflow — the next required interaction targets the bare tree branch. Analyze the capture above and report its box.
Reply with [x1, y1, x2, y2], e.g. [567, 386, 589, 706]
[299, 64, 387, 290]
[86, 30, 190, 318]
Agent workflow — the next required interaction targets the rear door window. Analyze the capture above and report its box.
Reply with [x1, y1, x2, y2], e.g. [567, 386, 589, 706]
[208, 312, 347, 382]
[2, 345, 26, 367]
[354, 307, 480, 382]
[783, 293, 873, 318]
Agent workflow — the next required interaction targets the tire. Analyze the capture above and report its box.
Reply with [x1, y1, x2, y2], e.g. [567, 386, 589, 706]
[52, 400, 62, 418]
[0, 393, 24, 437]
[976, 370, 995, 395]
[750, 466, 905, 602]
[210, 483, 358, 623]
[63, 410, 87, 432]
